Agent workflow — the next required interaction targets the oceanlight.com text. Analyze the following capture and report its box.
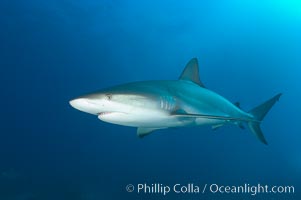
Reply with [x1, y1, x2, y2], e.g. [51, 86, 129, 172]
[125, 183, 295, 196]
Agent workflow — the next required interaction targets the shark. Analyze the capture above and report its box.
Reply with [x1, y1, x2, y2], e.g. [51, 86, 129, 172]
[69, 58, 281, 144]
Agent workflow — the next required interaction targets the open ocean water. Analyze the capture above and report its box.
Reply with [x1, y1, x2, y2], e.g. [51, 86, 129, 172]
[1, 0, 301, 199]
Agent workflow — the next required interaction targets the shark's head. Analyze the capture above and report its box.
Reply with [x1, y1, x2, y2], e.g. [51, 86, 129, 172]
[69, 92, 114, 115]
[70, 92, 126, 125]
[69, 86, 163, 126]
[70, 91, 148, 114]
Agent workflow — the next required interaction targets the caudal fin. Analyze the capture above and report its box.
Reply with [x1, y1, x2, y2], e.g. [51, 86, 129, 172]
[248, 93, 282, 145]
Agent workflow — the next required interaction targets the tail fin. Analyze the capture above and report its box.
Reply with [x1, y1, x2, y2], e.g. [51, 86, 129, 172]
[248, 93, 282, 145]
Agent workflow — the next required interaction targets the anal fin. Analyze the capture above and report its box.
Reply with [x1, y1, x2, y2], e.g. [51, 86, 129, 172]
[212, 124, 225, 131]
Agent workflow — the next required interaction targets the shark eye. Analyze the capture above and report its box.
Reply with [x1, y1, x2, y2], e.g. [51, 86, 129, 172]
[105, 94, 112, 101]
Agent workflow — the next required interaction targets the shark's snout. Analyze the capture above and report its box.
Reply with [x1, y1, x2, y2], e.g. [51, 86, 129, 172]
[69, 98, 85, 109]
[69, 98, 100, 115]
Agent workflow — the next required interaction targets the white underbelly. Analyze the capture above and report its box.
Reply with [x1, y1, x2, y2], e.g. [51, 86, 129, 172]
[98, 111, 194, 128]
[97, 108, 227, 128]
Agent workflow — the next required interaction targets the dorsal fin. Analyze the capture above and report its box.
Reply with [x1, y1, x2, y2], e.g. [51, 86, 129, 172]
[179, 58, 205, 87]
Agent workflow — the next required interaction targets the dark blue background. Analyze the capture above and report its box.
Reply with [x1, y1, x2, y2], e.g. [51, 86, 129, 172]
[1, 0, 300, 199]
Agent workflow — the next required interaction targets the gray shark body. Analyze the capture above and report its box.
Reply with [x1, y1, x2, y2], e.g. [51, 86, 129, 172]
[70, 58, 281, 144]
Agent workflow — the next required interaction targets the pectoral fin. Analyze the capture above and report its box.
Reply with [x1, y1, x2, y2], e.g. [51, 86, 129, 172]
[137, 127, 163, 138]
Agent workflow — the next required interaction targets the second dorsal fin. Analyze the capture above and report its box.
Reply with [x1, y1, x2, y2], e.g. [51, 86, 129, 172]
[234, 102, 241, 108]
[179, 58, 205, 87]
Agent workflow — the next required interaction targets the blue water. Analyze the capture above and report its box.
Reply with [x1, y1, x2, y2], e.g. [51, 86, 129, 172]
[2, 0, 301, 199]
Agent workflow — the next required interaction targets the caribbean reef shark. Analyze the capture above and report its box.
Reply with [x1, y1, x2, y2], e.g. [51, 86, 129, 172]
[70, 58, 281, 144]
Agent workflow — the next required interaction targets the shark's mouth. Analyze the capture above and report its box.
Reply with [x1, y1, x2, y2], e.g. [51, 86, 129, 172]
[98, 112, 129, 121]
[98, 112, 114, 116]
